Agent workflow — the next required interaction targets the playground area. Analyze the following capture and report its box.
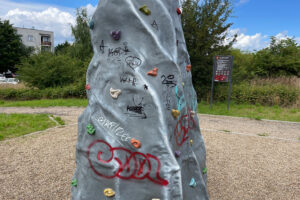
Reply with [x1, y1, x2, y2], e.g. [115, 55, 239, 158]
[0, 107, 299, 200]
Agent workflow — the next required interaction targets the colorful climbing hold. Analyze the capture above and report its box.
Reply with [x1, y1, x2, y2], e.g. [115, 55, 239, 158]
[171, 109, 180, 119]
[89, 21, 94, 29]
[147, 67, 158, 76]
[131, 138, 141, 148]
[190, 139, 193, 146]
[110, 30, 121, 40]
[139, 5, 151, 15]
[85, 84, 91, 90]
[182, 82, 185, 88]
[71, 179, 77, 187]
[186, 65, 192, 72]
[175, 151, 181, 158]
[202, 167, 208, 174]
[177, 8, 182, 15]
[87, 124, 96, 135]
[110, 88, 122, 99]
[189, 178, 197, 187]
[104, 188, 115, 197]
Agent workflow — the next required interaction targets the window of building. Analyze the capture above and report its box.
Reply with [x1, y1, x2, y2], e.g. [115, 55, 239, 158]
[28, 35, 34, 42]
[41, 36, 50, 42]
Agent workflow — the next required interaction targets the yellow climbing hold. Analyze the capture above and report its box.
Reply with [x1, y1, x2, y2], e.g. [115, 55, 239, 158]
[190, 139, 193, 146]
[104, 188, 115, 197]
[171, 109, 180, 119]
[182, 82, 184, 88]
[139, 5, 151, 15]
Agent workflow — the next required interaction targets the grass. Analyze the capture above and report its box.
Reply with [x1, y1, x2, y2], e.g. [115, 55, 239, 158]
[0, 113, 57, 141]
[0, 98, 88, 107]
[198, 101, 300, 122]
[257, 133, 269, 137]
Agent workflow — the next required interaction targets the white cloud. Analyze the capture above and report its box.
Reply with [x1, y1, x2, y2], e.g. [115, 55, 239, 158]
[237, 0, 250, 6]
[0, 0, 97, 46]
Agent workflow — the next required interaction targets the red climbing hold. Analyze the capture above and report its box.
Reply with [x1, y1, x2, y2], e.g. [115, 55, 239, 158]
[85, 84, 91, 90]
[186, 65, 192, 72]
[177, 8, 182, 15]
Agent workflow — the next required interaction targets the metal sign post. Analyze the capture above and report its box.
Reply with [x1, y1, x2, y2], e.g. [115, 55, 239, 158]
[210, 56, 234, 111]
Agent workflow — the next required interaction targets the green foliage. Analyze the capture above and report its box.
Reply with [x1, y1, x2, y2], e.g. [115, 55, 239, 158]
[0, 83, 86, 100]
[214, 83, 299, 106]
[0, 113, 56, 140]
[70, 8, 93, 61]
[0, 99, 88, 107]
[253, 37, 300, 77]
[182, 0, 237, 98]
[18, 52, 87, 89]
[0, 19, 32, 73]
[55, 41, 71, 55]
[198, 101, 300, 122]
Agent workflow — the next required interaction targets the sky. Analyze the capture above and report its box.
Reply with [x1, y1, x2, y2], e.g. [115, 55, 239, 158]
[1, 0, 300, 51]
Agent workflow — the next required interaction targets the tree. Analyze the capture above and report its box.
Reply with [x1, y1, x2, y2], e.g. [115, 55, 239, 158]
[253, 37, 300, 77]
[181, 0, 237, 98]
[70, 8, 93, 61]
[55, 41, 71, 55]
[0, 19, 31, 73]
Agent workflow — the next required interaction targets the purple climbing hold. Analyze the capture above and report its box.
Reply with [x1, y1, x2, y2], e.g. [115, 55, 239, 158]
[175, 151, 181, 158]
[110, 30, 121, 40]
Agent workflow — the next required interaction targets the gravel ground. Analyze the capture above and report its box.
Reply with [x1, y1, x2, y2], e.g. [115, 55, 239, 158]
[0, 107, 299, 200]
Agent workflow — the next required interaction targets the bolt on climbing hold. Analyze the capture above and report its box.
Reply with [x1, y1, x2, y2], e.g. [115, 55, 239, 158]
[175, 151, 181, 158]
[71, 179, 77, 187]
[190, 139, 193, 146]
[147, 67, 158, 76]
[131, 138, 141, 148]
[89, 20, 94, 29]
[110, 30, 121, 40]
[202, 167, 208, 174]
[189, 178, 197, 187]
[177, 8, 182, 15]
[110, 88, 122, 99]
[186, 64, 192, 72]
[104, 188, 115, 197]
[139, 5, 151, 15]
[85, 84, 91, 90]
[87, 124, 95, 135]
[172, 109, 180, 119]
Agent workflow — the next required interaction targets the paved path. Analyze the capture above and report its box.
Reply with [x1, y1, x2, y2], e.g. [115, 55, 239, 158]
[0, 107, 299, 200]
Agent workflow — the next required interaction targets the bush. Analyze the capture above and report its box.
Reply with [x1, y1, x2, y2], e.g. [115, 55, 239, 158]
[0, 83, 86, 100]
[18, 52, 87, 89]
[213, 83, 299, 107]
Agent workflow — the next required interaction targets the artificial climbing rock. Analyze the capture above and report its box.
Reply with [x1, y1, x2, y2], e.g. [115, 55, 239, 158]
[72, 0, 208, 199]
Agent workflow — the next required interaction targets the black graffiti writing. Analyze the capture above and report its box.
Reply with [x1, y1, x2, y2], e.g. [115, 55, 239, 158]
[99, 40, 107, 54]
[151, 20, 158, 30]
[120, 73, 137, 86]
[127, 105, 144, 114]
[161, 75, 177, 88]
[125, 56, 142, 70]
[108, 42, 130, 57]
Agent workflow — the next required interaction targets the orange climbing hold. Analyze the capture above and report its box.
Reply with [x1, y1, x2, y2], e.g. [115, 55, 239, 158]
[186, 65, 192, 72]
[131, 138, 141, 148]
[147, 68, 158, 76]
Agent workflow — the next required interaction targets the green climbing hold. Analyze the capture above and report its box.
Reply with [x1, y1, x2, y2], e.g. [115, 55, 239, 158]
[87, 123, 96, 135]
[202, 167, 208, 174]
[72, 179, 77, 187]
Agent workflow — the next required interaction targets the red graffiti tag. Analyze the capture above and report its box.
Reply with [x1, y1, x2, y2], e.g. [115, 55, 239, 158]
[87, 140, 169, 186]
[174, 108, 195, 146]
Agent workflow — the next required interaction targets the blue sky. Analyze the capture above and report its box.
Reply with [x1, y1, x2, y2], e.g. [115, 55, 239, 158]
[1, 0, 300, 50]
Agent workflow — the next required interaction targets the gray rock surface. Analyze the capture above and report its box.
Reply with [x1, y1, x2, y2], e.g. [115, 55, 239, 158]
[72, 0, 209, 199]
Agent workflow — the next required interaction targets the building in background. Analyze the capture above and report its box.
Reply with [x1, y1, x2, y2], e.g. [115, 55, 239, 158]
[15, 27, 54, 53]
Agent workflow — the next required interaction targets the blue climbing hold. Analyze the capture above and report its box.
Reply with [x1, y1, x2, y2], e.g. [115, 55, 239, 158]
[189, 178, 197, 187]
[89, 20, 95, 29]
